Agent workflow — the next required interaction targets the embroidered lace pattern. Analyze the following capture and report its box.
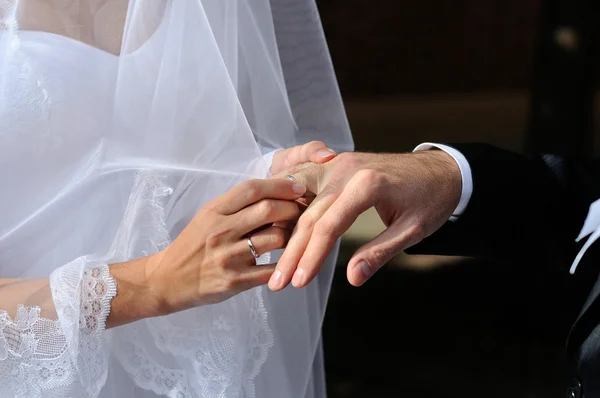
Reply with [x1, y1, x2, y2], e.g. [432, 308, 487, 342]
[0, 263, 116, 397]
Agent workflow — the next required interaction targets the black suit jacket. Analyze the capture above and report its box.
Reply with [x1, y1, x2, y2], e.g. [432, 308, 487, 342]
[407, 143, 600, 397]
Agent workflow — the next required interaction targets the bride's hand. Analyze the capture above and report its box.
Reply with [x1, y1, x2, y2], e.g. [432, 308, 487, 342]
[146, 178, 306, 314]
[270, 141, 336, 175]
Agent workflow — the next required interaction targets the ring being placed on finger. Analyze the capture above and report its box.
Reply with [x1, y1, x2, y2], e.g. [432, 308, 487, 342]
[247, 234, 260, 259]
[284, 175, 296, 182]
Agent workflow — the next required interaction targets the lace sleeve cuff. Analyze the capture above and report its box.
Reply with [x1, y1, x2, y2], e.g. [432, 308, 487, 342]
[0, 262, 116, 397]
[50, 262, 116, 396]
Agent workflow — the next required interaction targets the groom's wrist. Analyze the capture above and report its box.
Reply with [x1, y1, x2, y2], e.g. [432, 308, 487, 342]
[413, 143, 473, 220]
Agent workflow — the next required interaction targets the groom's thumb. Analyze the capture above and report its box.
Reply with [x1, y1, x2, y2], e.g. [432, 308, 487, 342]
[347, 219, 423, 286]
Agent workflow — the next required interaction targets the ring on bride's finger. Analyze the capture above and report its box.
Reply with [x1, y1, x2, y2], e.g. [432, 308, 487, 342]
[284, 175, 296, 182]
[247, 234, 260, 259]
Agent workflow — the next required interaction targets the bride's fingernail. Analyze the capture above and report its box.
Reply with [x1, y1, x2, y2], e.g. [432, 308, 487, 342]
[317, 149, 336, 158]
[269, 269, 283, 289]
[293, 183, 306, 195]
[291, 268, 304, 287]
[354, 260, 371, 281]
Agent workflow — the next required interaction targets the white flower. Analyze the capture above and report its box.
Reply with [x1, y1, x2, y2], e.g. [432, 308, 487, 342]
[15, 306, 39, 330]
[213, 316, 232, 331]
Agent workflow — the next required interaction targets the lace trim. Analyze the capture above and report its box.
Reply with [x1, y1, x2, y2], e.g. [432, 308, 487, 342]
[0, 307, 74, 397]
[245, 287, 273, 383]
[51, 263, 117, 397]
[0, 264, 116, 397]
[106, 173, 273, 397]
[127, 288, 272, 398]
[115, 330, 191, 398]
[111, 287, 272, 398]
[79, 266, 117, 336]
[0, 0, 17, 31]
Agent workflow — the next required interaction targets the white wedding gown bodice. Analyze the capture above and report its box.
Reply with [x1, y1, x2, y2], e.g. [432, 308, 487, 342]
[0, 1, 353, 397]
[0, 29, 275, 398]
[2, 31, 115, 243]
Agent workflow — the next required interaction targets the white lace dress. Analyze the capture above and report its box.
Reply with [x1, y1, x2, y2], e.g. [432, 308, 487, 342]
[0, 30, 275, 398]
[0, 1, 353, 397]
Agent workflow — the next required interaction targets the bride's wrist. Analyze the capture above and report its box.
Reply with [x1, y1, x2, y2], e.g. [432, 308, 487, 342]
[143, 250, 178, 317]
[106, 255, 166, 328]
[143, 248, 195, 317]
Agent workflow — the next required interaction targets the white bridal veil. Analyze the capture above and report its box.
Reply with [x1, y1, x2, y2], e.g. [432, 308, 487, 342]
[0, 1, 353, 397]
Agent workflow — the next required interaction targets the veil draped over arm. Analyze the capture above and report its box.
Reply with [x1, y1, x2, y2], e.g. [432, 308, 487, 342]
[0, 0, 353, 397]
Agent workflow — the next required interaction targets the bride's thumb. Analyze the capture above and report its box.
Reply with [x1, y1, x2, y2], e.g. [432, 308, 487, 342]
[347, 220, 424, 286]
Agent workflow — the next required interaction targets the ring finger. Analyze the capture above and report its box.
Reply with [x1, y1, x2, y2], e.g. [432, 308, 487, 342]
[232, 226, 292, 265]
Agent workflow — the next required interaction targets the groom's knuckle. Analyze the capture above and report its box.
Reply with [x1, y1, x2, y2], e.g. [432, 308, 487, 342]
[354, 169, 382, 188]
[297, 214, 315, 230]
[337, 152, 359, 168]
[370, 247, 388, 266]
[336, 151, 352, 165]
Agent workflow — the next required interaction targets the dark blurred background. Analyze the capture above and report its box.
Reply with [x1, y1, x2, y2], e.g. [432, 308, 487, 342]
[316, 1, 600, 397]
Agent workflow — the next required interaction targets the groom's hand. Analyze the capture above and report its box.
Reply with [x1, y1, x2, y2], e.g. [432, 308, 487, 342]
[269, 141, 337, 175]
[268, 151, 462, 290]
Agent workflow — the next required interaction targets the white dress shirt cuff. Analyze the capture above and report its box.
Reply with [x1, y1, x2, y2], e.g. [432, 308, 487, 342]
[413, 143, 473, 221]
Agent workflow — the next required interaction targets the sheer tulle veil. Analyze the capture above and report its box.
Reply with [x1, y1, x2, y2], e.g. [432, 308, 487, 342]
[0, 1, 353, 397]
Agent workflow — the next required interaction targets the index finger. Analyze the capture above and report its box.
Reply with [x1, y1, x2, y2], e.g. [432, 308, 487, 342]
[267, 163, 334, 291]
[213, 179, 306, 215]
[292, 172, 378, 288]
[267, 187, 338, 291]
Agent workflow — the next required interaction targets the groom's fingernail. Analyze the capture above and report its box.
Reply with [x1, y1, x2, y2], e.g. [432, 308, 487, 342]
[269, 269, 283, 290]
[291, 268, 304, 287]
[317, 149, 336, 158]
[292, 183, 306, 195]
[354, 260, 371, 281]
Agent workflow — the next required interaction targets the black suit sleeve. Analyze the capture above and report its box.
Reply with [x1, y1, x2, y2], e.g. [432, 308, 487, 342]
[406, 143, 600, 272]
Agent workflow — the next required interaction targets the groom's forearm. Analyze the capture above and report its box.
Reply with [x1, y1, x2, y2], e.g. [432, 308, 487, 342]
[408, 143, 594, 270]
